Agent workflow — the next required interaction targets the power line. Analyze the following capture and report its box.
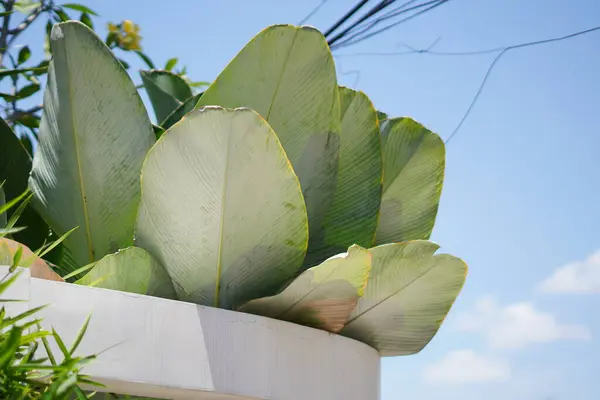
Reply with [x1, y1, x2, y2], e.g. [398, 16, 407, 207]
[334, 25, 600, 143]
[331, 0, 449, 50]
[299, 0, 330, 25]
[445, 25, 600, 144]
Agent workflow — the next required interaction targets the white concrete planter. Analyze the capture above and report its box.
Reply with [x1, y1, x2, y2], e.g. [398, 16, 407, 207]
[1, 266, 381, 400]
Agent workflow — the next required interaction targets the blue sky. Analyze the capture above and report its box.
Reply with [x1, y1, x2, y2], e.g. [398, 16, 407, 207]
[13, 0, 600, 398]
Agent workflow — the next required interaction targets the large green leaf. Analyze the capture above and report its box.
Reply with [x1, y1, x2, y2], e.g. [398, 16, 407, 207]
[75, 247, 176, 299]
[304, 87, 382, 267]
[160, 92, 202, 129]
[239, 244, 371, 333]
[375, 118, 445, 245]
[196, 25, 341, 250]
[340, 241, 467, 356]
[29, 21, 155, 270]
[0, 117, 51, 251]
[140, 70, 193, 123]
[135, 107, 309, 308]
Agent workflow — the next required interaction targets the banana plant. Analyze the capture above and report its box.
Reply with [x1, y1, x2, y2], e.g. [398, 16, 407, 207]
[0, 20, 468, 357]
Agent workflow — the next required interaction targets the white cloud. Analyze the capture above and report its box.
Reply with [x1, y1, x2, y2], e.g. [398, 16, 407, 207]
[454, 297, 591, 349]
[538, 250, 600, 294]
[423, 350, 510, 384]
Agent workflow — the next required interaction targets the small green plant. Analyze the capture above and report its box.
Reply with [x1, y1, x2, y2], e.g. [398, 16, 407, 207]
[0, 262, 97, 398]
[1, 20, 468, 357]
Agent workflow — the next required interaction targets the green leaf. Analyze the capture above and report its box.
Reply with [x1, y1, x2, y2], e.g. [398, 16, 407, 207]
[0, 118, 51, 252]
[61, 3, 99, 16]
[17, 46, 31, 65]
[79, 12, 93, 29]
[0, 66, 47, 78]
[15, 83, 40, 99]
[0, 186, 5, 228]
[29, 21, 155, 270]
[134, 51, 155, 69]
[164, 57, 177, 71]
[135, 107, 308, 308]
[75, 247, 176, 299]
[240, 245, 371, 333]
[304, 87, 382, 267]
[117, 58, 129, 70]
[53, 8, 70, 22]
[15, 113, 40, 129]
[151, 123, 164, 139]
[20, 134, 33, 156]
[68, 314, 91, 355]
[0, 326, 21, 368]
[196, 25, 341, 248]
[159, 92, 202, 129]
[13, 1, 41, 14]
[374, 118, 445, 244]
[376, 110, 388, 123]
[340, 241, 467, 356]
[140, 70, 193, 122]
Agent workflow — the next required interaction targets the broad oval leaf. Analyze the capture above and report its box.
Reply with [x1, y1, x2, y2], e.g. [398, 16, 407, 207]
[0, 238, 63, 282]
[0, 117, 51, 252]
[135, 107, 309, 308]
[140, 70, 193, 123]
[75, 246, 175, 299]
[375, 118, 445, 245]
[195, 25, 341, 249]
[341, 241, 467, 356]
[239, 244, 371, 333]
[29, 21, 155, 270]
[304, 86, 382, 267]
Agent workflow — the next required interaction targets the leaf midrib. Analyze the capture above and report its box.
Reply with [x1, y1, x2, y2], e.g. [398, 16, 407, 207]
[344, 251, 439, 327]
[214, 115, 234, 307]
[61, 32, 94, 263]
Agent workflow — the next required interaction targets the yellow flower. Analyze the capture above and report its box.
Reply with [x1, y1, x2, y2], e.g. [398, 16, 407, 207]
[106, 20, 143, 51]
[122, 20, 140, 34]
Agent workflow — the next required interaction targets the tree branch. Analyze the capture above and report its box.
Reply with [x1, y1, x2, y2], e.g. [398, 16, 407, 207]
[7, 0, 51, 48]
[0, 0, 15, 66]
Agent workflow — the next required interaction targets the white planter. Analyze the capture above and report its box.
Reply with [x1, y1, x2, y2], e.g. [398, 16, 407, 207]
[1, 266, 381, 400]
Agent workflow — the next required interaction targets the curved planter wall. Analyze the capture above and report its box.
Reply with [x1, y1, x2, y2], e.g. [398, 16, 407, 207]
[1, 266, 381, 400]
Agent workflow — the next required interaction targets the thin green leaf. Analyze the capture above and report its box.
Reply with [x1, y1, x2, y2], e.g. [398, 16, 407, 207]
[15, 83, 40, 99]
[80, 12, 93, 29]
[134, 50, 155, 69]
[37, 226, 77, 258]
[0, 66, 47, 78]
[0, 226, 26, 236]
[62, 3, 99, 15]
[0, 326, 21, 367]
[61, 262, 96, 281]
[68, 314, 91, 355]
[40, 333, 57, 365]
[164, 57, 177, 71]
[52, 328, 70, 359]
